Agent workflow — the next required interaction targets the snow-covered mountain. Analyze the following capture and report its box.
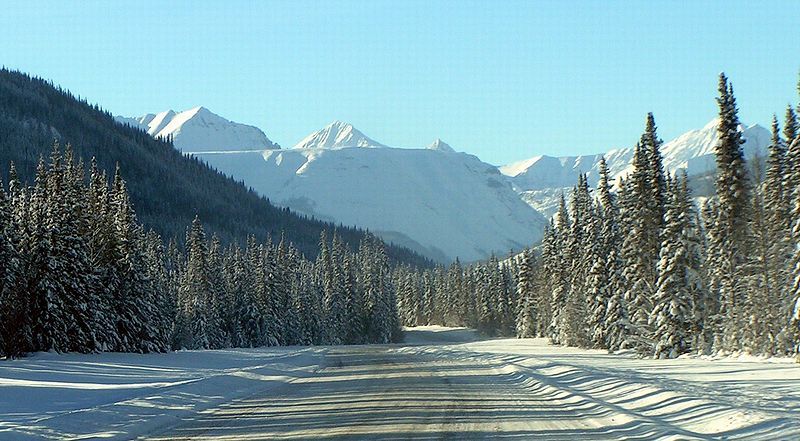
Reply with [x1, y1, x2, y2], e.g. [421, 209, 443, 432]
[193, 125, 546, 263]
[293, 120, 384, 149]
[501, 119, 771, 217]
[116, 107, 279, 152]
[119, 104, 774, 261]
[428, 138, 455, 152]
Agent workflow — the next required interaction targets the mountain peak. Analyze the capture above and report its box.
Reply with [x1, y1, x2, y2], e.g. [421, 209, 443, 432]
[115, 106, 279, 152]
[294, 121, 385, 149]
[428, 138, 455, 152]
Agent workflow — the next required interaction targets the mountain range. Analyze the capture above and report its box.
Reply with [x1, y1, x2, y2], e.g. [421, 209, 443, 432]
[116, 107, 771, 262]
[501, 118, 770, 217]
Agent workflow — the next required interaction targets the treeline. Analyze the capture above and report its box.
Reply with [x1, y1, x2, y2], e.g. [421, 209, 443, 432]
[0, 146, 401, 358]
[399, 73, 800, 359]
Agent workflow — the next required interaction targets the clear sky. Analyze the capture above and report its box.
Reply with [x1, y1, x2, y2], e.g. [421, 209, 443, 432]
[1, 1, 798, 165]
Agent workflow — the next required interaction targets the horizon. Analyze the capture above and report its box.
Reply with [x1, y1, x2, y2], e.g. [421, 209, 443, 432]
[2, 1, 799, 165]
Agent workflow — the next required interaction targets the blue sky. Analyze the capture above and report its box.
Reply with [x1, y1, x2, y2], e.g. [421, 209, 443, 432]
[1, 1, 798, 164]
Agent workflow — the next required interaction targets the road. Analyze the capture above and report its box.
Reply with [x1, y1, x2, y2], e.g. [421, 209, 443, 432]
[146, 346, 614, 440]
[142, 327, 799, 440]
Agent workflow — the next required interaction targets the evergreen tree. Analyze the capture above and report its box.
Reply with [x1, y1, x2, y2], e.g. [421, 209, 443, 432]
[710, 73, 752, 353]
[0, 175, 23, 357]
[179, 216, 212, 350]
[549, 195, 571, 344]
[515, 249, 537, 338]
[651, 174, 703, 358]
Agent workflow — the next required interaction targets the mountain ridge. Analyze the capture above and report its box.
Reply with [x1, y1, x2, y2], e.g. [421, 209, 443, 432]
[116, 107, 279, 152]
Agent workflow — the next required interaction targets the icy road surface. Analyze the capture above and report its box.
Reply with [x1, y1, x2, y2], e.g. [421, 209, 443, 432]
[1, 327, 799, 440]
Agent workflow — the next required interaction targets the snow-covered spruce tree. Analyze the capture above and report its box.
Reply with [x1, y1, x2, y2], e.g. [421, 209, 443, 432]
[143, 230, 174, 350]
[318, 231, 341, 344]
[243, 237, 268, 347]
[114, 169, 169, 353]
[497, 262, 515, 336]
[360, 233, 400, 343]
[24, 156, 70, 353]
[549, 195, 571, 344]
[58, 147, 103, 353]
[396, 267, 418, 327]
[790, 183, 800, 356]
[445, 259, 464, 327]
[619, 114, 667, 354]
[783, 105, 799, 216]
[515, 249, 537, 338]
[421, 270, 435, 326]
[709, 73, 753, 353]
[765, 117, 794, 353]
[260, 238, 282, 346]
[766, 116, 790, 227]
[342, 250, 365, 344]
[281, 243, 304, 346]
[2, 163, 33, 357]
[562, 175, 593, 347]
[651, 174, 704, 359]
[476, 261, 495, 335]
[291, 263, 316, 346]
[586, 235, 609, 349]
[206, 235, 228, 348]
[0, 174, 23, 357]
[266, 236, 289, 345]
[86, 158, 121, 352]
[535, 224, 555, 337]
[436, 266, 453, 327]
[597, 160, 628, 351]
[179, 216, 212, 350]
[749, 144, 792, 355]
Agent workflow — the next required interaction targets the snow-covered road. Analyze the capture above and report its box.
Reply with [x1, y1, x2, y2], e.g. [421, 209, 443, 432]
[2, 327, 799, 440]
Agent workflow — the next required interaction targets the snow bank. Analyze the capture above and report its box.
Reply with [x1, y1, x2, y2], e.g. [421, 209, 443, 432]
[0, 348, 324, 440]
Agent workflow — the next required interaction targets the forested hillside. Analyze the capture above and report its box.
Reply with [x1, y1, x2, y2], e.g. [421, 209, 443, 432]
[0, 69, 430, 266]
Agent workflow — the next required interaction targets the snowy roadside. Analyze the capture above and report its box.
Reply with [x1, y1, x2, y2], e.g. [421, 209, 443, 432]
[0, 347, 326, 440]
[400, 335, 800, 440]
